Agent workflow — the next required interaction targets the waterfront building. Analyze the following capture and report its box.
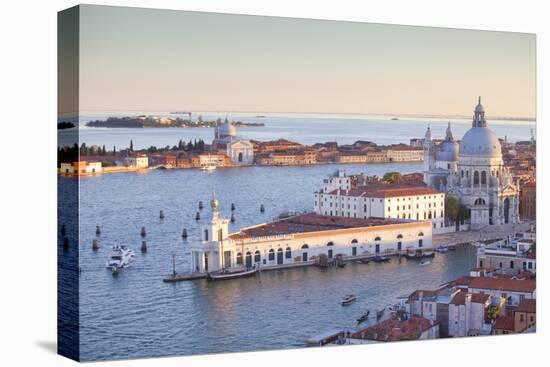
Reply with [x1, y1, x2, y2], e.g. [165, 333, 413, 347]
[189, 196, 432, 273]
[424, 97, 520, 229]
[314, 171, 445, 231]
[476, 235, 536, 273]
[349, 316, 439, 343]
[59, 161, 102, 175]
[407, 270, 536, 337]
[124, 154, 149, 168]
[212, 117, 254, 165]
[197, 152, 231, 167]
[385, 144, 424, 162]
[406, 288, 493, 337]
[254, 138, 304, 153]
[449, 275, 536, 307]
[256, 149, 317, 165]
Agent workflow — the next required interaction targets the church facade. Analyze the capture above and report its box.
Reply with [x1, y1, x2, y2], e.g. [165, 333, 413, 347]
[423, 97, 520, 229]
[211, 118, 254, 165]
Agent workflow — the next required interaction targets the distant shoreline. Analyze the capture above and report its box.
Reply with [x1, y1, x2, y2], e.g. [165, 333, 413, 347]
[85, 116, 265, 129]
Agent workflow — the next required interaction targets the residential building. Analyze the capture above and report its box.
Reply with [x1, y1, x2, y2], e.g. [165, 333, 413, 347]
[59, 161, 102, 175]
[314, 172, 445, 231]
[124, 154, 149, 168]
[349, 316, 439, 343]
[476, 235, 536, 273]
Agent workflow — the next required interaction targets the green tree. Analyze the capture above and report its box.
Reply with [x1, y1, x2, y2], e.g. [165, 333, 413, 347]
[445, 196, 459, 224]
[383, 171, 401, 183]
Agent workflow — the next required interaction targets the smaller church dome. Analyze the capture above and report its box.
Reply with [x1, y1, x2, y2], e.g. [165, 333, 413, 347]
[437, 140, 459, 162]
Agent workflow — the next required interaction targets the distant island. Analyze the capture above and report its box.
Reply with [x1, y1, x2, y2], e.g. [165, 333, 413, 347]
[86, 115, 265, 129]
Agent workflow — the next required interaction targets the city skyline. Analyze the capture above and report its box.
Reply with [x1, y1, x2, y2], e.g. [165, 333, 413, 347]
[61, 5, 536, 118]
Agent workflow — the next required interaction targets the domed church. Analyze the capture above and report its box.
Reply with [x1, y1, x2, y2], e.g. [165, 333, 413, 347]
[424, 97, 519, 229]
[212, 117, 254, 165]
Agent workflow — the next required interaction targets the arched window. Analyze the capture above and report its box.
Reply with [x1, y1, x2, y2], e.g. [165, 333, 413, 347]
[285, 247, 292, 259]
[351, 239, 358, 244]
[301, 244, 309, 249]
[204, 229, 209, 241]
[461, 170, 464, 178]
[327, 241, 334, 247]
[254, 250, 261, 263]
[418, 232, 424, 237]
[397, 234, 403, 239]
[474, 171, 480, 185]
[428, 211, 432, 219]
[236, 252, 243, 265]
[474, 198, 486, 205]
[402, 213, 406, 219]
[238, 152, 243, 162]
[374, 236, 381, 241]
[268, 249, 275, 261]
[481, 171, 487, 185]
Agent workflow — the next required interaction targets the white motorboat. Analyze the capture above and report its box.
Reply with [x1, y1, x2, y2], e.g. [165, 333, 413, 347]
[200, 165, 216, 171]
[419, 260, 431, 266]
[105, 245, 135, 269]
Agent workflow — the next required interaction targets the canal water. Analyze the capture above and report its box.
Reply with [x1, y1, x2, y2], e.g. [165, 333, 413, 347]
[63, 162, 479, 361]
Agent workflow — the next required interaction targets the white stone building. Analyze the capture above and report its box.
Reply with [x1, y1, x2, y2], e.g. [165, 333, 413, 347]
[189, 195, 433, 273]
[124, 155, 149, 168]
[314, 172, 446, 231]
[212, 118, 254, 165]
[424, 97, 520, 229]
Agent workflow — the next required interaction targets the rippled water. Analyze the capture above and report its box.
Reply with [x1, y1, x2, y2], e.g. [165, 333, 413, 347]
[59, 162, 480, 361]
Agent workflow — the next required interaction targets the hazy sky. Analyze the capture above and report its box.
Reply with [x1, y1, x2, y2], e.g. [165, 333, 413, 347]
[71, 5, 536, 118]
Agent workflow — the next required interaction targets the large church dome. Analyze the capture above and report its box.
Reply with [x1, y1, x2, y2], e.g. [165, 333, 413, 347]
[218, 118, 237, 137]
[459, 127, 501, 156]
[459, 97, 502, 157]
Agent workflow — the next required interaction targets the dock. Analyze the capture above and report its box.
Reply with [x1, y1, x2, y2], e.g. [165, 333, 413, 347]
[305, 329, 344, 346]
[162, 272, 207, 283]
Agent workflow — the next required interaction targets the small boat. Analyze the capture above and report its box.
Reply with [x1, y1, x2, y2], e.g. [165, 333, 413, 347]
[200, 165, 216, 171]
[436, 245, 449, 253]
[376, 308, 385, 320]
[105, 245, 135, 269]
[341, 294, 357, 306]
[419, 260, 431, 266]
[207, 266, 258, 281]
[356, 258, 370, 264]
[356, 310, 370, 324]
[372, 255, 390, 263]
[391, 117, 399, 120]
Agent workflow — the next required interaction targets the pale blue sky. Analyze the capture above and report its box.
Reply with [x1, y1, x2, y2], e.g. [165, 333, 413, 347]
[76, 5, 536, 118]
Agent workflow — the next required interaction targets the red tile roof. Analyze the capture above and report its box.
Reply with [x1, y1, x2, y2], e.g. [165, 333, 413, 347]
[351, 316, 436, 342]
[493, 315, 515, 331]
[326, 184, 443, 198]
[229, 213, 409, 240]
[468, 277, 536, 293]
[516, 299, 536, 313]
